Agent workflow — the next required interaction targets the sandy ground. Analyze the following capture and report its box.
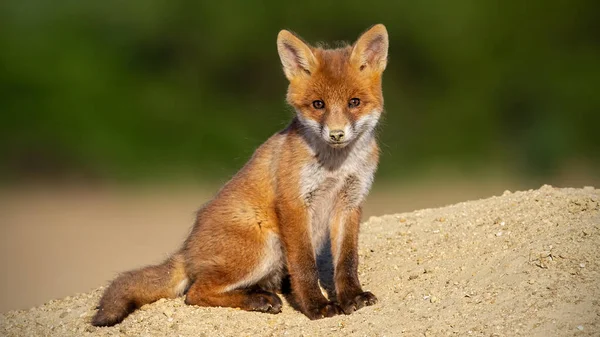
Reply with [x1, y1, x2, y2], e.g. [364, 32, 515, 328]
[0, 185, 598, 336]
[0, 179, 526, 314]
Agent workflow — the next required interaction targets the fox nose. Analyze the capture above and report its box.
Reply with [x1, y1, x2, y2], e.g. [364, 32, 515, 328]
[329, 130, 345, 142]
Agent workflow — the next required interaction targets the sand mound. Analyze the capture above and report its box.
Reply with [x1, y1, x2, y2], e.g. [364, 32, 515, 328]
[1, 185, 598, 336]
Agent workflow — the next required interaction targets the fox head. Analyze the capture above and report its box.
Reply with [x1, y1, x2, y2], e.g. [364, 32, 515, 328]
[277, 24, 388, 148]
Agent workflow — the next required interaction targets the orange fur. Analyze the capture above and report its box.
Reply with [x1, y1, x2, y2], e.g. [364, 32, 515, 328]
[92, 24, 388, 326]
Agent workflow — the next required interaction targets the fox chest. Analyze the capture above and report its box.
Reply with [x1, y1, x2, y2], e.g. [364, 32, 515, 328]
[299, 160, 376, 252]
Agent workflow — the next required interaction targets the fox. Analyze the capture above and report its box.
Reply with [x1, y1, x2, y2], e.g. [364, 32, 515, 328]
[92, 24, 389, 326]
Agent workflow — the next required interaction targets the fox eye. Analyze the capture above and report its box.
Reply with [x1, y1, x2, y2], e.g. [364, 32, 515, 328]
[312, 100, 325, 109]
[349, 98, 361, 108]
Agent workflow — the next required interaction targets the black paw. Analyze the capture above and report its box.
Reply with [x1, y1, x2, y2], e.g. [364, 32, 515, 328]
[339, 291, 378, 314]
[305, 301, 342, 320]
[251, 292, 283, 314]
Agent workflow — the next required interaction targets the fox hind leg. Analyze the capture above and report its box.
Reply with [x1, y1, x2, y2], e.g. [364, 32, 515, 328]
[183, 227, 285, 313]
[185, 283, 283, 314]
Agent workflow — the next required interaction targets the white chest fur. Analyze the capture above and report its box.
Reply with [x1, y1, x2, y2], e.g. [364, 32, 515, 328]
[299, 133, 377, 253]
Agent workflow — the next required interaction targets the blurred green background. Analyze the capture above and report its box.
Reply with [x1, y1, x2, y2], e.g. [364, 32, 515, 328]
[1, 0, 598, 184]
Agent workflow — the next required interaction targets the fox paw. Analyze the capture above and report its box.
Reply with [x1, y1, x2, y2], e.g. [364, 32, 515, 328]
[305, 302, 341, 320]
[250, 292, 283, 314]
[339, 291, 378, 314]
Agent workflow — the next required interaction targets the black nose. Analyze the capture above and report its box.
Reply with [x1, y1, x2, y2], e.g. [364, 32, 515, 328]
[329, 130, 345, 142]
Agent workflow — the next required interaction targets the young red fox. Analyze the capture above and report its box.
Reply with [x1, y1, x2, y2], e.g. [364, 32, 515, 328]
[92, 24, 389, 326]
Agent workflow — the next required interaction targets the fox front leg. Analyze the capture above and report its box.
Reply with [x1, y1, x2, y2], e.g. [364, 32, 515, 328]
[277, 202, 341, 319]
[330, 206, 377, 314]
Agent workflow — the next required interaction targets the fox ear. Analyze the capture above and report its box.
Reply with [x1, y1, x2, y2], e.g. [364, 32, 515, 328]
[350, 24, 389, 73]
[277, 30, 318, 80]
